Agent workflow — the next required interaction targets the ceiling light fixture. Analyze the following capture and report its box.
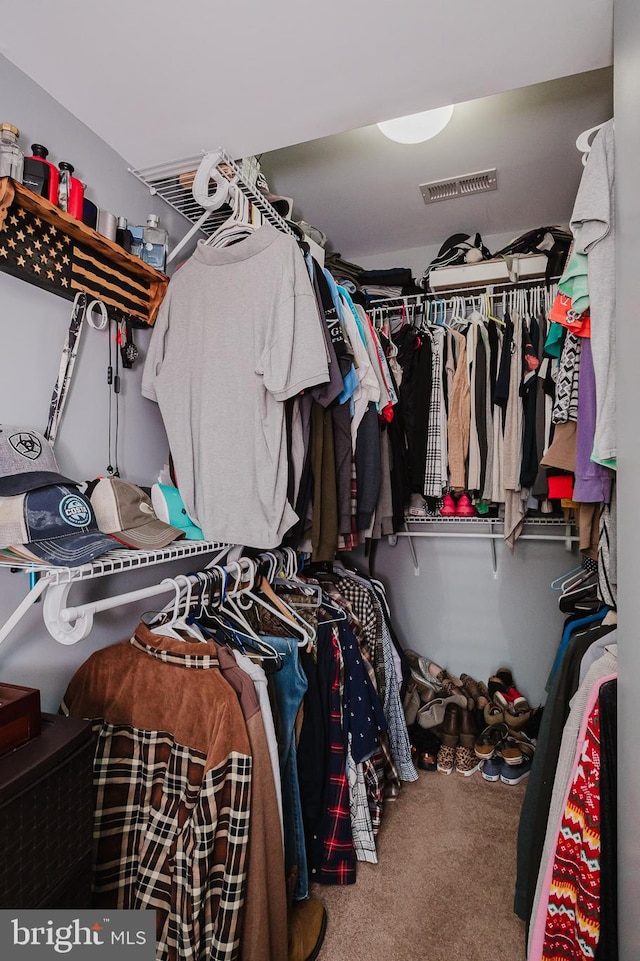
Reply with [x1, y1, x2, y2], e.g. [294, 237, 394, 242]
[376, 105, 455, 144]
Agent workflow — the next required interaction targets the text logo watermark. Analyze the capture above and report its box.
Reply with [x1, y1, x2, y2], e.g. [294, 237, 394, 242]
[0, 910, 156, 959]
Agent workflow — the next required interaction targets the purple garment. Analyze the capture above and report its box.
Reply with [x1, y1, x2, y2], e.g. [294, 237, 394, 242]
[573, 337, 611, 503]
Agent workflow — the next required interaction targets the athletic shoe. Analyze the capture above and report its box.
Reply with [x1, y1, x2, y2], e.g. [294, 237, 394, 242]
[481, 756, 505, 782]
[499, 757, 532, 785]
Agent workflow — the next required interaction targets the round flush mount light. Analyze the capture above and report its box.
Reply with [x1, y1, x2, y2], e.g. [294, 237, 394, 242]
[376, 105, 455, 144]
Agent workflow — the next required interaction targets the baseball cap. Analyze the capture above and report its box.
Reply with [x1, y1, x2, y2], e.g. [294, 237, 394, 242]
[0, 484, 117, 566]
[0, 425, 76, 495]
[151, 483, 204, 540]
[89, 477, 185, 550]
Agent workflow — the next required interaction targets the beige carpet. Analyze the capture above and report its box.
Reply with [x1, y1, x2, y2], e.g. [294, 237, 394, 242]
[313, 769, 528, 961]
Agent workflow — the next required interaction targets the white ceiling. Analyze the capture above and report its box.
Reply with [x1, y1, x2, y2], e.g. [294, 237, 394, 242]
[2, 1, 612, 168]
[3, 2, 613, 265]
[260, 69, 613, 261]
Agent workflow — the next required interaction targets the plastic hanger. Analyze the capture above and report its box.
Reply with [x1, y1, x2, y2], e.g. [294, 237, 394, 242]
[550, 565, 583, 591]
[147, 577, 191, 639]
[166, 150, 234, 264]
[575, 121, 609, 166]
[234, 558, 315, 648]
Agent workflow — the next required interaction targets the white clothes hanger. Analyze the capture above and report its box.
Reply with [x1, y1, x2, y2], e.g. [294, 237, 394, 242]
[575, 121, 610, 166]
[166, 150, 235, 265]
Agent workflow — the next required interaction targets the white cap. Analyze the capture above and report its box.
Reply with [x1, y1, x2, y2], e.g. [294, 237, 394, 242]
[146, 214, 159, 227]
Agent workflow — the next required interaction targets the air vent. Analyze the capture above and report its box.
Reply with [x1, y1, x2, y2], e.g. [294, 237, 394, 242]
[420, 168, 497, 204]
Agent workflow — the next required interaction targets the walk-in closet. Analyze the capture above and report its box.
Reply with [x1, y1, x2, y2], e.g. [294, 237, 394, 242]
[0, 4, 636, 961]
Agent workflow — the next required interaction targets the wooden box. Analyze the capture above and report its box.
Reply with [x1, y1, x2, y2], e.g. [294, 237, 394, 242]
[0, 684, 41, 757]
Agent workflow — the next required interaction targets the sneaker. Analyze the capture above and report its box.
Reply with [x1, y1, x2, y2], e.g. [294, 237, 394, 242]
[455, 492, 477, 517]
[499, 757, 532, 785]
[436, 743, 456, 774]
[408, 493, 428, 517]
[481, 756, 505, 782]
[455, 745, 481, 777]
[439, 493, 457, 517]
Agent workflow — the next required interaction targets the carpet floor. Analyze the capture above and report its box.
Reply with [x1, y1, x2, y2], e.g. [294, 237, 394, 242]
[313, 768, 528, 961]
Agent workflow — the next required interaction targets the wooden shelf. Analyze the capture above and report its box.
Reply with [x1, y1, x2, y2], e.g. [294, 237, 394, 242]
[0, 177, 168, 325]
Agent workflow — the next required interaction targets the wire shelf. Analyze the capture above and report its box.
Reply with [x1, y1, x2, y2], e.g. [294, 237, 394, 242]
[0, 541, 230, 585]
[129, 148, 295, 238]
[403, 514, 573, 527]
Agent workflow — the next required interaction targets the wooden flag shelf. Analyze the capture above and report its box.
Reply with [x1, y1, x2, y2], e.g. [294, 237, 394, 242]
[0, 177, 168, 326]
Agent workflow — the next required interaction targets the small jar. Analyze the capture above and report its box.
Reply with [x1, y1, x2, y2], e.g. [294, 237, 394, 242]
[0, 123, 24, 181]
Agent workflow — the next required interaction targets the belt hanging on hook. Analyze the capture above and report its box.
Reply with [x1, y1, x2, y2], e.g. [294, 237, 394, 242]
[106, 310, 121, 477]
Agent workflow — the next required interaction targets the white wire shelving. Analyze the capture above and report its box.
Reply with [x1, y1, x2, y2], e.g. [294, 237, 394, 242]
[129, 148, 295, 239]
[0, 540, 230, 649]
[395, 514, 578, 575]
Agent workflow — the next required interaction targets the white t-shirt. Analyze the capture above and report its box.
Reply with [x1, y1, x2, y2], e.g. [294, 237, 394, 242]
[142, 226, 329, 547]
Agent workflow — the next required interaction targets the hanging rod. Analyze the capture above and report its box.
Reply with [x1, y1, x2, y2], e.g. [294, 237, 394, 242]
[367, 276, 560, 309]
[0, 541, 230, 650]
[46, 547, 300, 646]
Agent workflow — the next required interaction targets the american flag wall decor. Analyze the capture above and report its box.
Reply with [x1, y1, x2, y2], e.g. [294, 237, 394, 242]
[0, 178, 168, 326]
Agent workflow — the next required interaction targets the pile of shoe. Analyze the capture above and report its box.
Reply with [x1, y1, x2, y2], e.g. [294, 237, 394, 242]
[402, 654, 490, 776]
[473, 667, 538, 785]
[403, 657, 539, 782]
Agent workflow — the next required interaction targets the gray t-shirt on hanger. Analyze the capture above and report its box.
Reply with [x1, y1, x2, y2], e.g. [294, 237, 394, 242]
[142, 225, 329, 548]
[571, 119, 616, 468]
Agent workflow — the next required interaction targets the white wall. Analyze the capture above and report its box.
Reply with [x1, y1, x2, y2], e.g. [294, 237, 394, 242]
[0, 56, 198, 711]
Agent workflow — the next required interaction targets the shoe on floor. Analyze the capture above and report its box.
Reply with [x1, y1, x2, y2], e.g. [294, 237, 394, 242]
[499, 757, 533, 785]
[436, 743, 456, 774]
[454, 744, 481, 777]
[481, 756, 505, 782]
[288, 897, 327, 961]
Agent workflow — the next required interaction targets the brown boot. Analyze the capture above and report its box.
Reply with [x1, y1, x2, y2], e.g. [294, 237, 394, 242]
[288, 897, 327, 961]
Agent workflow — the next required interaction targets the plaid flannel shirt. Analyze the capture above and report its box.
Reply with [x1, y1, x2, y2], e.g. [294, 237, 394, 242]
[62, 627, 252, 961]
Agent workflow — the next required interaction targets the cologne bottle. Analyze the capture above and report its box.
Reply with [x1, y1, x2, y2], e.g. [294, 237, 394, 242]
[22, 144, 59, 204]
[115, 216, 133, 253]
[0, 123, 24, 181]
[141, 214, 168, 271]
[58, 161, 84, 220]
[128, 224, 144, 259]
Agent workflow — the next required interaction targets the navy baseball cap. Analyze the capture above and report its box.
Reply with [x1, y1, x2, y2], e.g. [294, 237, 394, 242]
[0, 484, 118, 567]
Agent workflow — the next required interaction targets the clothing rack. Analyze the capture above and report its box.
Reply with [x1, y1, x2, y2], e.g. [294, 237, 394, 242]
[0, 540, 230, 649]
[366, 278, 557, 325]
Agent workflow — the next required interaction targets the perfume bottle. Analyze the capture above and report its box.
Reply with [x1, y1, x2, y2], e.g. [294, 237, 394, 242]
[142, 214, 168, 271]
[58, 161, 84, 220]
[22, 144, 59, 204]
[128, 224, 144, 259]
[115, 216, 133, 253]
[0, 123, 24, 181]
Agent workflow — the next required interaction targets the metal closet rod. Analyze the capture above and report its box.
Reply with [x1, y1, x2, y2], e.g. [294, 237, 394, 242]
[45, 548, 300, 646]
[368, 276, 559, 308]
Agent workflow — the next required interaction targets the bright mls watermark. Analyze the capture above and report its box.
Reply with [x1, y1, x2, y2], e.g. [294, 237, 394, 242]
[0, 910, 156, 959]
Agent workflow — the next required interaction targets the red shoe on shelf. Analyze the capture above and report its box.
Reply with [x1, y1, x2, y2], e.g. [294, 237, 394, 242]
[440, 493, 457, 516]
[455, 493, 477, 517]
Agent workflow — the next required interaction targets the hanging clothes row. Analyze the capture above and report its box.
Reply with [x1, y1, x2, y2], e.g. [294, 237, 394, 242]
[513, 570, 618, 960]
[60, 550, 415, 961]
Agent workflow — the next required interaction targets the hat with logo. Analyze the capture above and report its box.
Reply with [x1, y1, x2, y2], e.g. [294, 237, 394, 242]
[151, 483, 204, 540]
[89, 477, 185, 550]
[0, 484, 117, 566]
[0, 425, 76, 496]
